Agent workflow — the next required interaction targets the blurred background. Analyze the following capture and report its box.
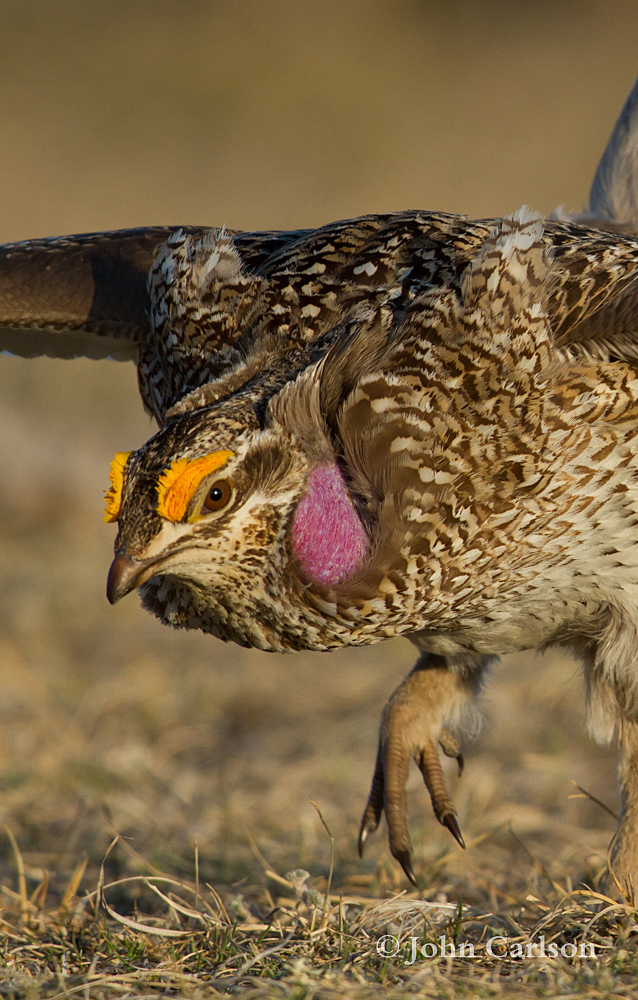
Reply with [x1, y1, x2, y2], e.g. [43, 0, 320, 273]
[0, 0, 635, 906]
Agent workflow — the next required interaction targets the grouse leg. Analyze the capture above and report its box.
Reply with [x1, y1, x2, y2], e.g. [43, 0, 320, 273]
[358, 651, 489, 885]
[609, 717, 638, 901]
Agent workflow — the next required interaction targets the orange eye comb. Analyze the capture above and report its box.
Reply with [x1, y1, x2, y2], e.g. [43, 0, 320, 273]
[156, 451, 234, 522]
[104, 452, 132, 522]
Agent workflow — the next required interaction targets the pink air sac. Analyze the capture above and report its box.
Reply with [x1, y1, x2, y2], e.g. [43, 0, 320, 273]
[292, 464, 368, 587]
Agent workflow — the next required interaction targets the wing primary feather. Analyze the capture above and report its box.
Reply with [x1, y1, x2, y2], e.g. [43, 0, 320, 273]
[0, 226, 210, 361]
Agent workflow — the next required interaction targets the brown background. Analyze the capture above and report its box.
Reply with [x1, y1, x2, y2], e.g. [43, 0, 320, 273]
[0, 0, 635, 899]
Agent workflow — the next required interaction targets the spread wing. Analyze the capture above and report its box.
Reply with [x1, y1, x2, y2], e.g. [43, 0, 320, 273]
[0, 224, 312, 419]
[4, 79, 638, 424]
[4, 213, 638, 422]
[0, 225, 306, 363]
[0, 228, 196, 362]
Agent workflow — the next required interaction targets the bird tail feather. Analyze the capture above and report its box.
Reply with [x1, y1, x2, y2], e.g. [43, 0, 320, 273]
[553, 77, 638, 230]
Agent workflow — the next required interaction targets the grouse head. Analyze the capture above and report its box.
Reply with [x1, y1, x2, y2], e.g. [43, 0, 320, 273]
[103, 379, 370, 652]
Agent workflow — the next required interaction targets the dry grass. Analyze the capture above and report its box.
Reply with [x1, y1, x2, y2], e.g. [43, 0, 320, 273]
[1, 830, 638, 998]
[1, 1, 638, 995]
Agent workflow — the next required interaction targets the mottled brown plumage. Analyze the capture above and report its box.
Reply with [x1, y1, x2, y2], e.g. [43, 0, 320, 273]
[5, 81, 638, 890]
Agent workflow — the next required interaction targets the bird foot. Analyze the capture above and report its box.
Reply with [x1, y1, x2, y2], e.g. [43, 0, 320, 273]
[358, 664, 465, 885]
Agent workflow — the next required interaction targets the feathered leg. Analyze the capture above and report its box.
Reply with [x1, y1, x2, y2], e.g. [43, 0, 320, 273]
[582, 634, 638, 900]
[609, 718, 638, 900]
[358, 651, 490, 884]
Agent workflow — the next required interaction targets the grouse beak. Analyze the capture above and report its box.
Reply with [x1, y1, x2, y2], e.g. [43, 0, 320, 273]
[106, 553, 160, 604]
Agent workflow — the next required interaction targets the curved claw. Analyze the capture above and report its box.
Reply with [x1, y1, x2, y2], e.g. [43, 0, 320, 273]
[394, 848, 417, 886]
[442, 812, 466, 849]
[358, 748, 385, 856]
[359, 698, 466, 883]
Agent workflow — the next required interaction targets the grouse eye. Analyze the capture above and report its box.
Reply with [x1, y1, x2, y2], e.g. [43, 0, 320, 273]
[202, 478, 232, 513]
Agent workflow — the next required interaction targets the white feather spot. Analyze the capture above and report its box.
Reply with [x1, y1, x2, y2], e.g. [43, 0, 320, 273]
[301, 303, 321, 318]
[353, 261, 377, 277]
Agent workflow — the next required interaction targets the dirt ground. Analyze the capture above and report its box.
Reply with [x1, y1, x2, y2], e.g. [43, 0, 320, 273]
[0, 2, 637, 995]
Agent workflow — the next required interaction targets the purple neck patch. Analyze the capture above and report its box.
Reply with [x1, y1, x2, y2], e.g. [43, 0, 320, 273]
[292, 463, 368, 587]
